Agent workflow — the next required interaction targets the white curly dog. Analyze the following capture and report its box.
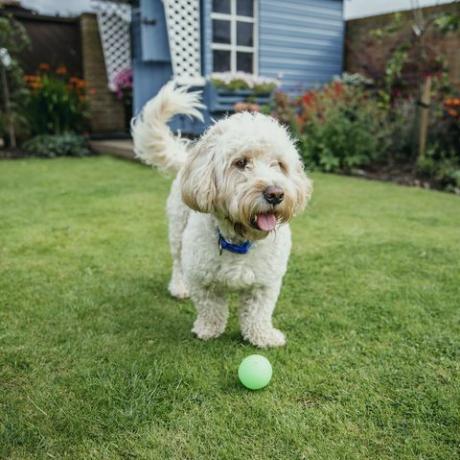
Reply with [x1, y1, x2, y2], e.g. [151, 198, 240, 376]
[132, 82, 312, 348]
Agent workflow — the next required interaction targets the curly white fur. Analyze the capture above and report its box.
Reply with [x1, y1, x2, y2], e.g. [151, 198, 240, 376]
[133, 82, 312, 348]
[131, 82, 205, 173]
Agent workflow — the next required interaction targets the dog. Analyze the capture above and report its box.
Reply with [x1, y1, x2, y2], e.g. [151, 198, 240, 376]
[132, 82, 312, 348]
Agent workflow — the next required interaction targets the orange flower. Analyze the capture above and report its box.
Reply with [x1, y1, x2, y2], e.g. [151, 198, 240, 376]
[38, 63, 50, 71]
[444, 97, 460, 107]
[56, 65, 68, 75]
[24, 75, 38, 83]
[24, 75, 43, 89]
[29, 81, 43, 90]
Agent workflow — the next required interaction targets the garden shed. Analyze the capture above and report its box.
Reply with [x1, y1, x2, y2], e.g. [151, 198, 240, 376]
[113, 0, 345, 133]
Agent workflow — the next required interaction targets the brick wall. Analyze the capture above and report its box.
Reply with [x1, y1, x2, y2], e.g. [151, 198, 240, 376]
[345, 3, 460, 90]
[80, 13, 126, 134]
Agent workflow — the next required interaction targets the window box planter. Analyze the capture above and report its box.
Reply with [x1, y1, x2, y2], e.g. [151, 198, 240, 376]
[207, 84, 272, 113]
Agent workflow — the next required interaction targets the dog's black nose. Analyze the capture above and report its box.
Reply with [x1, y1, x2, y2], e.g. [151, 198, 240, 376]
[263, 186, 284, 205]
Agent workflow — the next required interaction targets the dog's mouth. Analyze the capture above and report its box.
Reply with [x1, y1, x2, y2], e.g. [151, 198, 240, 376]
[252, 212, 278, 232]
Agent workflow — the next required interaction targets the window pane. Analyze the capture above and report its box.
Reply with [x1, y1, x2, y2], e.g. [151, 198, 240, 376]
[237, 22, 253, 46]
[237, 51, 253, 73]
[213, 50, 231, 72]
[212, 19, 231, 44]
[237, 0, 254, 17]
[212, 0, 231, 14]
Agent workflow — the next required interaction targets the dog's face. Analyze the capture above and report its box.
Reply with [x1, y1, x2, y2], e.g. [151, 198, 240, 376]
[181, 112, 312, 240]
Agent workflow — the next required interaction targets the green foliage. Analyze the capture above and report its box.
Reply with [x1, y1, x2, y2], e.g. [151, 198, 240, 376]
[370, 12, 405, 39]
[417, 154, 460, 191]
[1, 157, 459, 459]
[269, 76, 459, 192]
[416, 140, 460, 193]
[211, 78, 278, 94]
[434, 11, 460, 33]
[295, 84, 392, 172]
[22, 134, 92, 158]
[25, 72, 88, 135]
[384, 46, 409, 92]
[335, 72, 373, 87]
[0, 15, 30, 142]
[351, 8, 453, 101]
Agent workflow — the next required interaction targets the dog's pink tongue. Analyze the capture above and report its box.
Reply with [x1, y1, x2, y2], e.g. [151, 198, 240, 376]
[256, 213, 277, 232]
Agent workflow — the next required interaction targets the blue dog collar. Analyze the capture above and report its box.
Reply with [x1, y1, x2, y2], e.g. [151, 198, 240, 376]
[218, 230, 253, 255]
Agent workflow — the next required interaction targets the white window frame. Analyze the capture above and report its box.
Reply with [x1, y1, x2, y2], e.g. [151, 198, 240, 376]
[211, 0, 258, 74]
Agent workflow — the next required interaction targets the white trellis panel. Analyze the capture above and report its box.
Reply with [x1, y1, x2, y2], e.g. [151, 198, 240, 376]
[92, 0, 132, 90]
[163, 0, 204, 86]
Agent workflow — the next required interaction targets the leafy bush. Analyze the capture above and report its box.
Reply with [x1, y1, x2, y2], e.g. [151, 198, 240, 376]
[286, 82, 392, 172]
[24, 65, 88, 135]
[416, 100, 460, 192]
[268, 75, 459, 192]
[22, 134, 92, 158]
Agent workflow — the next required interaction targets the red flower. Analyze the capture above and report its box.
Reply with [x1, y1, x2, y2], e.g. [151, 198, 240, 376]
[302, 91, 316, 107]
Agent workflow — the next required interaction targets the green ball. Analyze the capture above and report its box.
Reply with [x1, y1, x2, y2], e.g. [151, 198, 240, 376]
[238, 354, 272, 390]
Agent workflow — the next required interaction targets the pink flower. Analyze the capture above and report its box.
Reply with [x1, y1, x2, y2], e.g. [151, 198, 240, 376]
[112, 68, 133, 99]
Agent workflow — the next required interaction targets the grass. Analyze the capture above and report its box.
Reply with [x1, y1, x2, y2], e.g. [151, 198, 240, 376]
[0, 156, 459, 459]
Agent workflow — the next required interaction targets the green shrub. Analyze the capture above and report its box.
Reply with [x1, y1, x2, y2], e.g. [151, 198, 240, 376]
[294, 82, 392, 172]
[24, 68, 88, 135]
[22, 134, 92, 158]
[416, 145, 460, 192]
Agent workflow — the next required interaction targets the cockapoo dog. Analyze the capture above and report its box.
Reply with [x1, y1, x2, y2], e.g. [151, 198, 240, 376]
[132, 82, 312, 348]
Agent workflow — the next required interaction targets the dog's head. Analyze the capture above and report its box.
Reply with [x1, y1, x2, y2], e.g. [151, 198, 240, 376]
[181, 112, 312, 240]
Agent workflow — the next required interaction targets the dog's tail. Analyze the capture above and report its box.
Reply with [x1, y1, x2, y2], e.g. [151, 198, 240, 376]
[131, 82, 204, 173]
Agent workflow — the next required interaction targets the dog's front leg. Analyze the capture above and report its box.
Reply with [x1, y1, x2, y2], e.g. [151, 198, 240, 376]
[190, 285, 229, 341]
[239, 283, 286, 348]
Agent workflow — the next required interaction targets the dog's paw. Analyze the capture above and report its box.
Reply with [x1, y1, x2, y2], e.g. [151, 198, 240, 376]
[168, 281, 190, 299]
[244, 327, 286, 348]
[192, 319, 225, 341]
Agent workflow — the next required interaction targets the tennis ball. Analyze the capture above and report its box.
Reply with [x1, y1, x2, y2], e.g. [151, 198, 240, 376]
[238, 354, 272, 390]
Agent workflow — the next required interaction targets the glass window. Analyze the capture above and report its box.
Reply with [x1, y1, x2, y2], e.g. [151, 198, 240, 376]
[212, 19, 231, 44]
[212, 0, 231, 14]
[211, 0, 256, 74]
[213, 50, 231, 72]
[237, 0, 253, 17]
[236, 22, 253, 47]
[237, 52, 253, 73]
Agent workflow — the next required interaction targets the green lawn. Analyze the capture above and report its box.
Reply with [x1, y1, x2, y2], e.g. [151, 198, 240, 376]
[1, 156, 459, 459]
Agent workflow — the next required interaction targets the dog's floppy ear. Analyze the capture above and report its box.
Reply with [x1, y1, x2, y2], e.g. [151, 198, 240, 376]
[293, 160, 313, 214]
[180, 138, 217, 213]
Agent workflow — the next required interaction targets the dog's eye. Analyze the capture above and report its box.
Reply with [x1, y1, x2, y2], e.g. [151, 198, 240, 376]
[234, 158, 248, 169]
[272, 160, 287, 173]
[278, 161, 287, 172]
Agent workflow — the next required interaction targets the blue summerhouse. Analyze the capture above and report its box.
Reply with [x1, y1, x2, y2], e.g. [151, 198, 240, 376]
[130, 0, 344, 133]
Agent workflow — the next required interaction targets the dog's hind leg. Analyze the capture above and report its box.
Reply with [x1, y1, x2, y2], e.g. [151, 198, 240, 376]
[166, 177, 190, 299]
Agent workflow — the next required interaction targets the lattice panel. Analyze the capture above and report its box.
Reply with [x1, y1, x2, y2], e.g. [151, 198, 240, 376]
[163, 0, 204, 85]
[92, 0, 132, 90]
